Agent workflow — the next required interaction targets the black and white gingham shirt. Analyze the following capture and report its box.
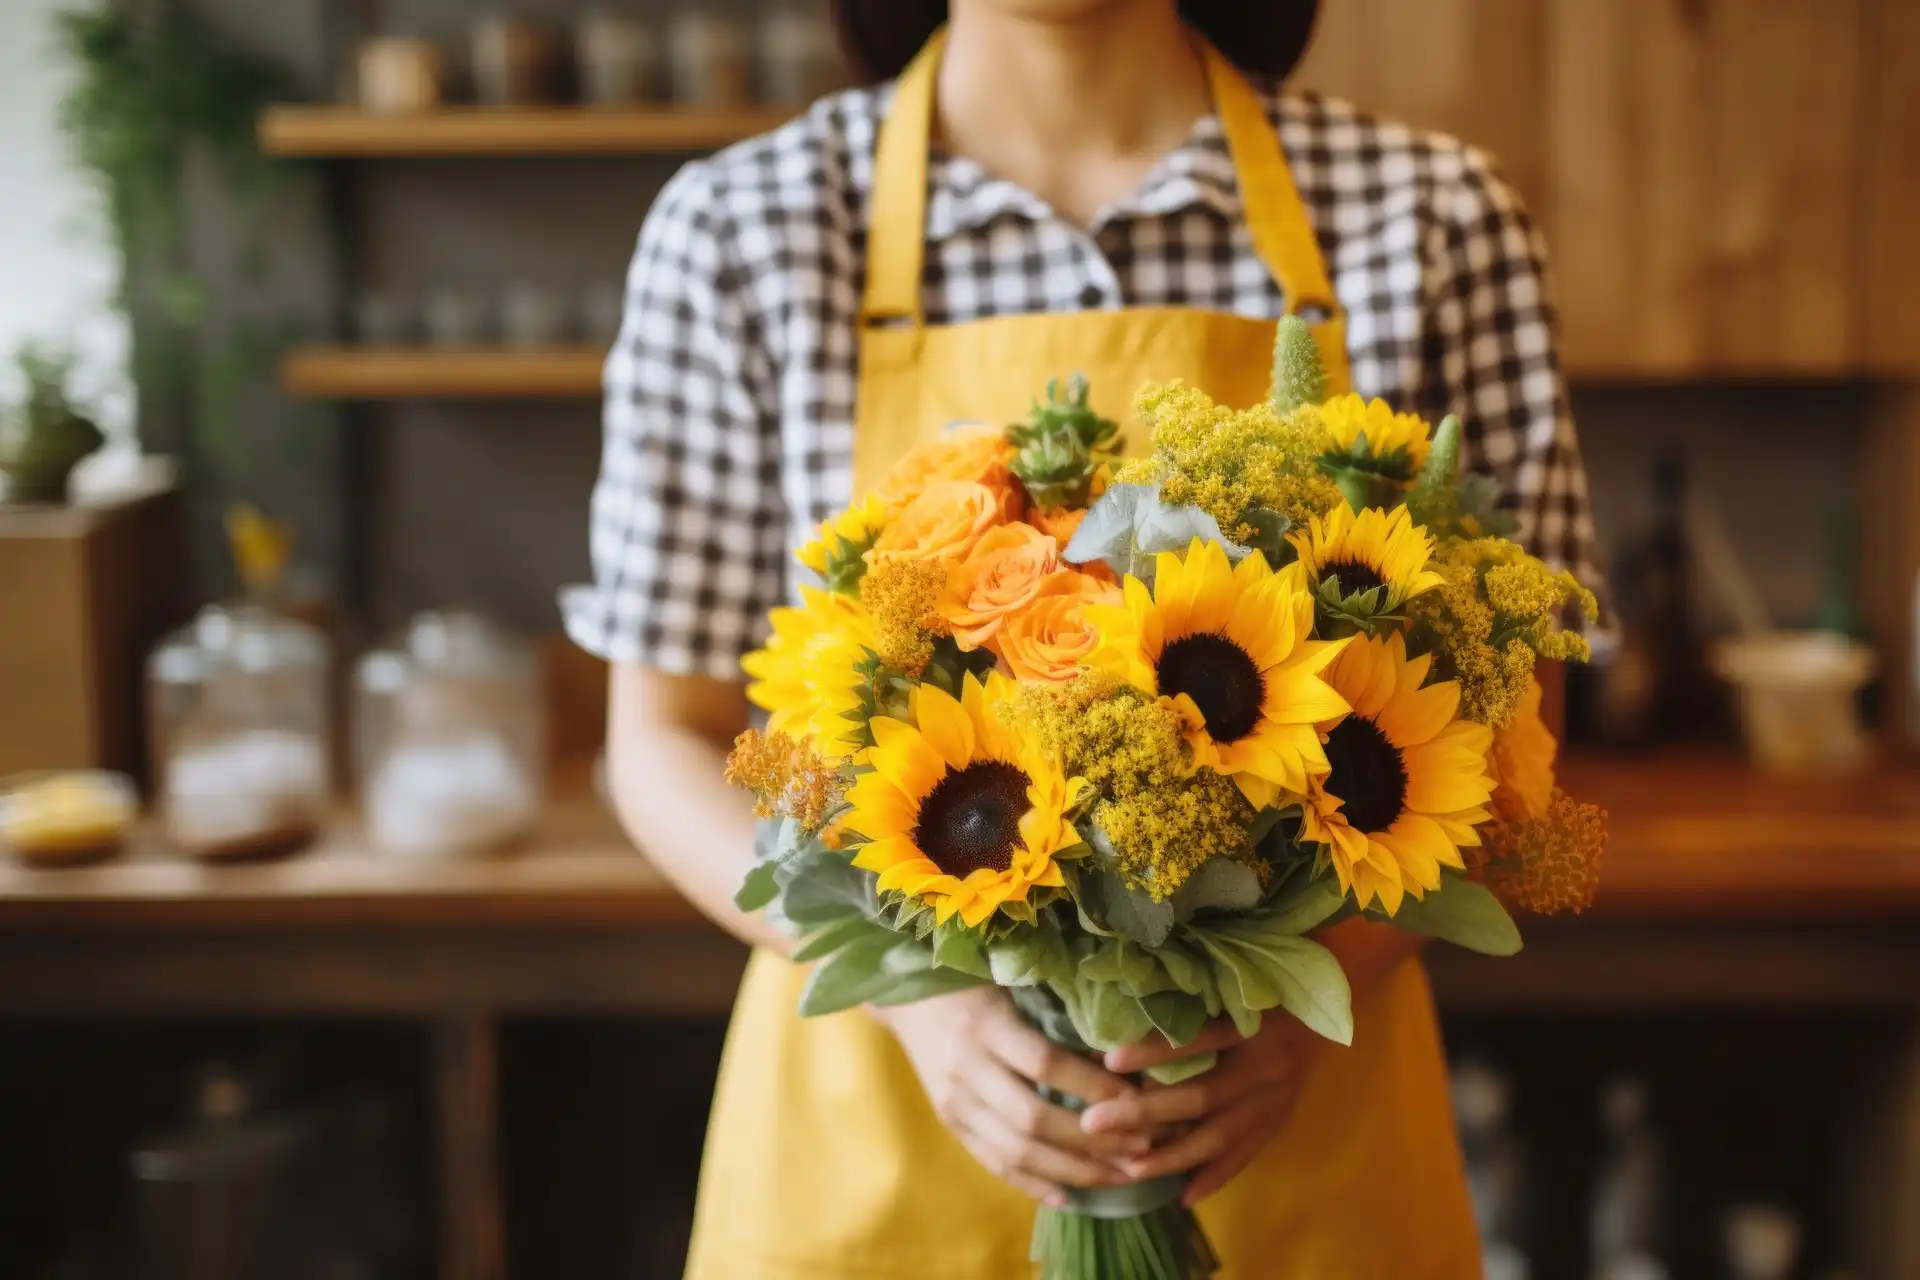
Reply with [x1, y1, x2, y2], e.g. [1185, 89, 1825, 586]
[566, 81, 1602, 679]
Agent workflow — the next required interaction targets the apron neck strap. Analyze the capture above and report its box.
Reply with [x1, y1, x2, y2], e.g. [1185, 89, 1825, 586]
[860, 27, 1344, 329]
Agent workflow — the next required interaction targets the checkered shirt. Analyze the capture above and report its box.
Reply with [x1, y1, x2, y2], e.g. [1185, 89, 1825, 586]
[565, 80, 1603, 679]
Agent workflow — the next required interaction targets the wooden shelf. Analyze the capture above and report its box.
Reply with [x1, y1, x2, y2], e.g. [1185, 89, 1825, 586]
[259, 104, 793, 157]
[281, 345, 604, 399]
[3, 752, 1919, 929]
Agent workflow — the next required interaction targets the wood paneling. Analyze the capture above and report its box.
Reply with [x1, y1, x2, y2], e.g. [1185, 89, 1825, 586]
[259, 105, 793, 157]
[281, 346, 605, 399]
[1857, 0, 1920, 371]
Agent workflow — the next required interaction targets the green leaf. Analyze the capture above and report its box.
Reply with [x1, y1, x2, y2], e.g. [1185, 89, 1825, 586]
[1170, 857, 1264, 921]
[1075, 832, 1177, 947]
[864, 965, 986, 1005]
[1145, 1050, 1218, 1086]
[1384, 879, 1524, 956]
[1256, 872, 1348, 936]
[987, 924, 1072, 987]
[932, 920, 994, 978]
[791, 914, 891, 964]
[734, 861, 780, 912]
[1138, 991, 1210, 1049]
[1191, 924, 1353, 1045]
[797, 932, 909, 1016]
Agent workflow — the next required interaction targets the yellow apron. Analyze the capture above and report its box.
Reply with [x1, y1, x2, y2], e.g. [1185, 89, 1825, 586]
[686, 33, 1479, 1280]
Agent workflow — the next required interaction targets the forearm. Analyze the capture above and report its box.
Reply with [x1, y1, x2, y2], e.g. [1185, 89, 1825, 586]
[1316, 916, 1428, 1004]
[605, 666, 792, 955]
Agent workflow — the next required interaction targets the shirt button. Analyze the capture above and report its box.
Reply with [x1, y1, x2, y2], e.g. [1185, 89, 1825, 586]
[1079, 284, 1104, 308]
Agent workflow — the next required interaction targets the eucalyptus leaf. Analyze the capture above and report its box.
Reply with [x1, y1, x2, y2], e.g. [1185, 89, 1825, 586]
[1191, 924, 1354, 1045]
[1134, 501, 1249, 562]
[1385, 879, 1524, 956]
[1074, 834, 1177, 948]
[1063, 482, 1153, 570]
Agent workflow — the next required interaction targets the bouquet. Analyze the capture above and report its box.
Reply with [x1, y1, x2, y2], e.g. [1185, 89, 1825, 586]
[726, 317, 1608, 1279]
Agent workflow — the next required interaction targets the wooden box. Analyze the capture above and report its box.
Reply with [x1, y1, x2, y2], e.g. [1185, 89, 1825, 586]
[0, 487, 190, 780]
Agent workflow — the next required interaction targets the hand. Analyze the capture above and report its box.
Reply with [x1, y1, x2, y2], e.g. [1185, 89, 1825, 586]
[1079, 1014, 1325, 1206]
[872, 986, 1150, 1205]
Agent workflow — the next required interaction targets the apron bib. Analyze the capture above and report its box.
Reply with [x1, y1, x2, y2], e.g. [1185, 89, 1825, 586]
[686, 32, 1478, 1280]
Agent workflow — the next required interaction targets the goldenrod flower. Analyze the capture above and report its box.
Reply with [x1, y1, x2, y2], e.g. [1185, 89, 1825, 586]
[1096, 768, 1258, 902]
[1085, 539, 1350, 808]
[1319, 394, 1433, 477]
[1288, 502, 1446, 616]
[1471, 790, 1607, 914]
[1489, 678, 1557, 823]
[846, 673, 1089, 928]
[999, 672, 1191, 801]
[741, 587, 875, 760]
[858, 559, 949, 676]
[1116, 382, 1341, 542]
[1301, 632, 1496, 915]
[724, 729, 846, 831]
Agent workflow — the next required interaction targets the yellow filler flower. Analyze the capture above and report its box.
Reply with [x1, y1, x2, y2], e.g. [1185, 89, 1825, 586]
[1301, 632, 1495, 915]
[1085, 539, 1351, 808]
[741, 587, 876, 760]
[1288, 502, 1446, 612]
[846, 673, 1089, 928]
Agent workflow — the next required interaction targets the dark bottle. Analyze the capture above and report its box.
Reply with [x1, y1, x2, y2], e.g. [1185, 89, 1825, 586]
[1599, 452, 1705, 744]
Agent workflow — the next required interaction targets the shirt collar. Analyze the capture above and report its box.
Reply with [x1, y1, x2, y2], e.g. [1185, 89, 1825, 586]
[922, 111, 1241, 240]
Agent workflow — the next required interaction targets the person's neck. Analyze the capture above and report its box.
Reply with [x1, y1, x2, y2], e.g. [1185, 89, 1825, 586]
[936, 2, 1210, 227]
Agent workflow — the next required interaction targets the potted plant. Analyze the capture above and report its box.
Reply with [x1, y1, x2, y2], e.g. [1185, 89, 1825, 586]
[0, 346, 104, 505]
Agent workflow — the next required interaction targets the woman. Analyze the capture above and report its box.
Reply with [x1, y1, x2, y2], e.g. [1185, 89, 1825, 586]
[567, 1, 1599, 1275]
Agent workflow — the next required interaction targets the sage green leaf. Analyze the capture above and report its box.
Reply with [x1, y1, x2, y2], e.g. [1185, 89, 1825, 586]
[1145, 1050, 1217, 1086]
[1385, 879, 1524, 956]
[791, 914, 890, 963]
[1055, 974, 1155, 1052]
[1148, 939, 1214, 999]
[1170, 856, 1264, 921]
[1137, 991, 1210, 1048]
[1192, 925, 1354, 1045]
[932, 922, 993, 978]
[798, 932, 909, 1016]
[864, 965, 986, 1005]
[1257, 872, 1349, 936]
[735, 861, 779, 912]
[987, 924, 1071, 986]
[1077, 833, 1177, 947]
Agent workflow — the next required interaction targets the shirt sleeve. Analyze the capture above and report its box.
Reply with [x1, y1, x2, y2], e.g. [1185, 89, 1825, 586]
[564, 160, 788, 679]
[1413, 145, 1607, 605]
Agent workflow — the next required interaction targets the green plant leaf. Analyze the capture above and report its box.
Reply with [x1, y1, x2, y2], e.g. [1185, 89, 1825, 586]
[932, 920, 993, 978]
[1145, 1050, 1217, 1086]
[797, 931, 909, 1016]
[791, 914, 892, 964]
[864, 965, 986, 1005]
[735, 861, 780, 913]
[1256, 872, 1349, 936]
[1170, 856, 1264, 920]
[1137, 992, 1210, 1049]
[987, 923, 1072, 986]
[1190, 925, 1353, 1045]
[1384, 879, 1524, 956]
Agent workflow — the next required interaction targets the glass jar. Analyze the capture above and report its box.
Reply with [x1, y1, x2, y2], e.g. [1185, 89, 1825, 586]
[355, 612, 544, 859]
[148, 605, 332, 860]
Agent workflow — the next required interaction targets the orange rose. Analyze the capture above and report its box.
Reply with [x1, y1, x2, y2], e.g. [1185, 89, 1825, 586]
[937, 522, 1063, 650]
[876, 425, 1020, 517]
[998, 572, 1123, 683]
[868, 481, 1003, 566]
[1028, 505, 1086, 545]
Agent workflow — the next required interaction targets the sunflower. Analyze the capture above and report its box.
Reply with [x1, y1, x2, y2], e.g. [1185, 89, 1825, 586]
[846, 673, 1089, 928]
[741, 587, 875, 760]
[1084, 539, 1351, 808]
[797, 494, 890, 591]
[1300, 632, 1495, 915]
[1319, 394, 1434, 478]
[1289, 502, 1446, 623]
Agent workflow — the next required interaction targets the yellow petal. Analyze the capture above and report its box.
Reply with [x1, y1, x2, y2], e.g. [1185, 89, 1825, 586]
[913, 684, 976, 770]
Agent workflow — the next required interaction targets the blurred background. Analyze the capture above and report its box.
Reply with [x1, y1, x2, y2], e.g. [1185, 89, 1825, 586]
[0, 1, 1915, 1278]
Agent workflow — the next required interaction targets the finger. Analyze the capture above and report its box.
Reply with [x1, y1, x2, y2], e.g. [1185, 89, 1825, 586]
[1180, 1133, 1269, 1205]
[1104, 1019, 1247, 1073]
[970, 1060, 1153, 1161]
[956, 1118, 1067, 1207]
[1120, 1096, 1265, 1180]
[961, 1086, 1130, 1190]
[1080, 1054, 1264, 1136]
[982, 1013, 1132, 1104]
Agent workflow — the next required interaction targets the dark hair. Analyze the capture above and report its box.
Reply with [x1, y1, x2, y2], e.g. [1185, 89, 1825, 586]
[830, 1, 1321, 83]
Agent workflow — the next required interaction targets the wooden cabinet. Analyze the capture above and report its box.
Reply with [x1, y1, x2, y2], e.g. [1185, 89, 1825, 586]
[1296, 0, 1902, 377]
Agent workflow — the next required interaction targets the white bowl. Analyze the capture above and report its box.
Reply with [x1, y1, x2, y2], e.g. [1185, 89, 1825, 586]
[1712, 631, 1877, 774]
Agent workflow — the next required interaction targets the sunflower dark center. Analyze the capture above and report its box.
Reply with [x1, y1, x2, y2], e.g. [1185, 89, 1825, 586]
[1156, 632, 1266, 743]
[1322, 555, 1387, 596]
[914, 760, 1032, 878]
[1322, 715, 1409, 833]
